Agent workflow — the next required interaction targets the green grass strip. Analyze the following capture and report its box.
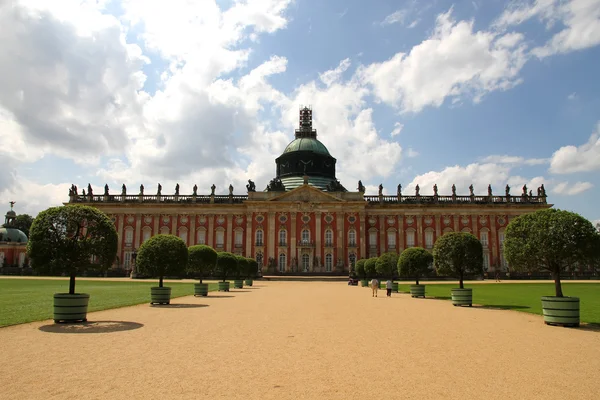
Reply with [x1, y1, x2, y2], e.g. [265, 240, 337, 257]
[0, 279, 219, 327]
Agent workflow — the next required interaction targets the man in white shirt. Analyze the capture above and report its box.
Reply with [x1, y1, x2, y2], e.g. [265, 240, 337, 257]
[386, 279, 393, 297]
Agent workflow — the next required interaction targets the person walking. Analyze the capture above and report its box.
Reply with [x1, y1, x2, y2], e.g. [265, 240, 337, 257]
[370, 278, 379, 297]
[386, 279, 393, 297]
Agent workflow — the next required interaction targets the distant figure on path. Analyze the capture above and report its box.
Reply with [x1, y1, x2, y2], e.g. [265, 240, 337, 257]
[386, 279, 393, 297]
[495, 269, 501, 282]
[370, 278, 379, 297]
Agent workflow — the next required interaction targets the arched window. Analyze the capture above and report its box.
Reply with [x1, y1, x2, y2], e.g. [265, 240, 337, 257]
[387, 230, 396, 249]
[348, 229, 356, 246]
[278, 253, 286, 272]
[325, 254, 333, 272]
[125, 228, 134, 246]
[325, 229, 333, 246]
[302, 253, 310, 272]
[215, 229, 224, 248]
[369, 231, 377, 246]
[179, 228, 188, 245]
[406, 230, 415, 247]
[160, 226, 170, 235]
[197, 229, 206, 245]
[480, 230, 489, 247]
[425, 229, 434, 249]
[234, 230, 243, 248]
[142, 228, 151, 243]
[255, 229, 264, 246]
[279, 229, 287, 246]
[301, 229, 310, 244]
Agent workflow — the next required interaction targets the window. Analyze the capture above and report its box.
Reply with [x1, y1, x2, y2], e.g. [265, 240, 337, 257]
[125, 228, 133, 245]
[406, 231, 415, 247]
[348, 230, 356, 246]
[483, 253, 490, 270]
[325, 229, 333, 246]
[143, 229, 151, 243]
[369, 231, 377, 247]
[325, 254, 333, 272]
[302, 253, 310, 272]
[425, 231, 433, 249]
[160, 226, 170, 235]
[278, 253, 286, 272]
[279, 229, 287, 246]
[123, 251, 132, 268]
[216, 230, 224, 247]
[255, 229, 263, 246]
[179, 229, 188, 245]
[235, 230, 243, 247]
[387, 232, 396, 248]
[480, 231, 489, 247]
[301, 229, 310, 244]
[197, 230, 206, 245]
[499, 232, 505, 248]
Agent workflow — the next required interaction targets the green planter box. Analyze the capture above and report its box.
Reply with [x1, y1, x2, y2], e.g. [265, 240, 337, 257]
[151, 287, 171, 305]
[392, 282, 399, 292]
[53, 293, 90, 323]
[541, 296, 580, 327]
[194, 283, 209, 297]
[233, 279, 244, 289]
[360, 279, 368, 287]
[244, 279, 253, 286]
[451, 288, 472, 307]
[410, 284, 425, 298]
[218, 281, 230, 292]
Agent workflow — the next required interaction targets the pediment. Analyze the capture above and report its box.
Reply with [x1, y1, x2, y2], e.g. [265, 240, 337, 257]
[268, 185, 344, 203]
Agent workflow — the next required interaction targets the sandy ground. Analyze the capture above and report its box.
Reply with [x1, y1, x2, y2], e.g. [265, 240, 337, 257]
[1, 281, 599, 400]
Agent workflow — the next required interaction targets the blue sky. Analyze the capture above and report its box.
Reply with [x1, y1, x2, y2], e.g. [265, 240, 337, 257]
[0, 0, 599, 226]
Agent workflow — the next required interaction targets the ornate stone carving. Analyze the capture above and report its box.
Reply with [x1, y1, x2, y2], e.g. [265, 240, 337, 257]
[246, 180, 256, 192]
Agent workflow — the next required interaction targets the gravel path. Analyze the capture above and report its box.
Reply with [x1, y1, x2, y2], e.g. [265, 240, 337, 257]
[1, 281, 599, 399]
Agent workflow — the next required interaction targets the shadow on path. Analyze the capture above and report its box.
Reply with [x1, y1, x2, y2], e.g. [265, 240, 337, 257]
[39, 320, 143, 334]
[207, 295, 234, 298]
[230, 290, 252, 293]
[577, 323, 600, 333]
[151, 304, 209, 309]
[473, 304, 531, 311]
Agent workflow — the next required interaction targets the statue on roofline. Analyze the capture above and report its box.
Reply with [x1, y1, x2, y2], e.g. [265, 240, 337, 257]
[211, 184, 216, 195]
[488, 184, 492, 197]
[397, 184, 402, 197]
[415, 184, 420, 196]
[358, 180, 365, 193]
[537, 186, 541, 196]
[87, 184, 93, 197]
[229, 184, 234, 195]
[175, 183, 180, 195]
[157, 183, 162, 196]
[540, 184, 546, 196]
[82, 189, 86, 196]
[505, 184, 510, 196]
[433, 184, 438, 196]
[193, 184, 198, 196]
[378, 184, 383, 196]
[122, 184, 126, 195]
[104, 184, 109, 196]
[266, 177, 285, 192]
[140, 184, 144, 195]
[469, 184, 474, 196]
[452, 184, 456, 196]
[529, 190, 533, 197]
[522, 184, 527, 196]
[246, 180, 256, 193]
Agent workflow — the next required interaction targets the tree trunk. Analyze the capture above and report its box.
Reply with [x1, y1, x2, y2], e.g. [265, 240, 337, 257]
[199, 277, 203, 284]
[69, 274, 76, 295]
[553, 270, 563, 297]
[159, 276, 163, 288]
[415, 276, 419, 285]
[459, 270, 464, 289]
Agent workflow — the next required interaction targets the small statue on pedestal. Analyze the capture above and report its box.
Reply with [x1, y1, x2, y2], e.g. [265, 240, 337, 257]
[175, 183, 179, 195]
[415, 184, 420, 196]
[211, 184, 216, 196]
[104, 184, 109, 196]
[246, 180, 256, 192]
[452, 184, 456, 196]
[358, 180, 365, 193]
[139, 184, 144, 195]
[378, 184, 383, 196]
[157, 183, 162, 196]
[469, 184, 474, 196]
[505, 184, 510, 196]
[193, 184, 198, 196]
[229, 184, 234, 195]
[88, 184, 93, 196]
[433, 184, 438, 196]
[397, 184, 402, 197]
[122, 184, 127, 195]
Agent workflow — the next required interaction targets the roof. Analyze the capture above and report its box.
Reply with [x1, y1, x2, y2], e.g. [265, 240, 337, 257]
[280, 176, 335, 191]
[282, 138, 330, 156]
[0, 227, 28, 244]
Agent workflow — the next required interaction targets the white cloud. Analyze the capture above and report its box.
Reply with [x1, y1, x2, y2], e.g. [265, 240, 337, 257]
[552, 181, 594, 195]
[319, 58, 351, 87]
[0, 177, 69, 217]
[481, 155, 549, 165]
[406, 148, 419, 158]
[567, 92, 578, 100]
[549, 122, 600, 173]
[391, 122, 404, 137]
[381, 9, 407, 26]
[360, 9, 529, 113]
[407, 19, 420, 29]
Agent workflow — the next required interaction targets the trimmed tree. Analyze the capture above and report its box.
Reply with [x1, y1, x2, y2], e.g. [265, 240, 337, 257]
[355, 259, 366, 280]
[364, 257, 378, 279]
[27, 205, 117, 294]
[216, 252, 238, 282]
[246, 258, 259, 279]
[136, 234, 188, 287]
[504, 209, 600, 297]
[375, 252, 398, 279]
[187, 245, 217, 284]
[235, 256, 248, 279]
[433, 232, 483, 289]
[397, 247, 433, 285]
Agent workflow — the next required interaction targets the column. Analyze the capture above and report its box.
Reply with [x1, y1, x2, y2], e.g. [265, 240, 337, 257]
[472, 214, 478, 240]
[453, 214, 459, 232]
[171, 214, 177, 235]
[226, 214, 233, 252]
[490, 215, 498, 266]
[379, 215, 385, 255]
[315, 211, 322, 263]
[397, 215, 404, 252]
[336, 211, 344, 263]
[134, 214, 142, 249]
[435, 214, 441, 238]
[290, 212, 297, 265]
[245, 212, 252, 257]
[117, 214, 124, 265]
[208, 215, 214, 248]
[359, 212, 366, 259]
[189, 214, 196, 246]
[153, 215, 159, 237]
[267, 212, 275, 260]
[416, 215, 423, 247]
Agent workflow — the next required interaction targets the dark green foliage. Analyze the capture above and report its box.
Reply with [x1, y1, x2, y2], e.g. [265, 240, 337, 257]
[26, 205, 118, 294]
[504, 208, 600, 297]
[375, 252, 398, 278]
[246, 258, 259, 278]
[364, 257, 377, 278]
[355, 259, 366, 279]
[3, 214, 34, 238]
[187, 245, 217, 283]
[216, 252, 238, 281]
[136, 234, 188, 287]
[433, 232, 483, 289]
[398, 247, 433, 285]
[235, 255, 248, 278]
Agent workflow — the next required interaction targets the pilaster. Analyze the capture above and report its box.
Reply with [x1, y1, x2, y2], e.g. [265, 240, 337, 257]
[208, 215, 214, 248]
[134, 213, 142, 249]
[189, 214, 196, 246]
[416, 214, 423, 248]
[435, 214, 441, 238]
[472, 214, 478, 240]
[245, 212, 252, 257]
[171, 214, 177, 235]
[397, 215, 404, 252]
[290, 211, 297, 262]
[359, 212, 366, 258]
[379, 215, 385, 255]
[153, 215, 159, 237]
[226, 214, 233, 252]
[117, 214, 124, 265]
[453, 213, 459, 232]
[268, 212, 276, 260]
[315, 211, 322, 262]
[490, 215, 498, 266]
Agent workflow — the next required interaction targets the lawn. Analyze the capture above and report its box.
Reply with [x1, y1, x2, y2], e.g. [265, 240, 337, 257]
[396, 282, 600, 324]
[0, 279, 220, 327]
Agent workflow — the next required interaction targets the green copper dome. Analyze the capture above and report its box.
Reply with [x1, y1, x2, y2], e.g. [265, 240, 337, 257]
[0, 227, 28, 243]
[283, 138, 330, 156]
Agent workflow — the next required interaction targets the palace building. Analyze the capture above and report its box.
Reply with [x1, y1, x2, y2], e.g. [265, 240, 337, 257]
[0, 202, 28, 269]
[65, 107, 551, 275]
